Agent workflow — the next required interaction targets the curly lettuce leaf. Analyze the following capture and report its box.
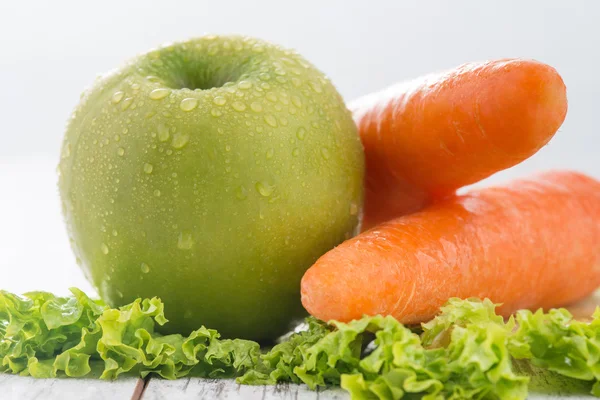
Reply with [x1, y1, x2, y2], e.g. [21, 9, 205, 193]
[0, 288, 259, 380]
[340, 316, 445, 400]
[421, 297, 507, 348]
[243, 303, 527, 399]
[238, 317, 332, 385]
[510, 307, 600, 395]
[342, 304, 527, 400]
[0, 288, 105, 376]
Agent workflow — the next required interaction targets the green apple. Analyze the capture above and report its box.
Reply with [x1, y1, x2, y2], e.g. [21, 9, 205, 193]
[58, 35, 364, 340]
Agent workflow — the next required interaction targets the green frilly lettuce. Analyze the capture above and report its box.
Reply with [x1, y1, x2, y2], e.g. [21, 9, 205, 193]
[1, 288, 600, 399]
[240, 299, 527, 399]
[510, 307, 600, 396]
[0, 288, 259, 380]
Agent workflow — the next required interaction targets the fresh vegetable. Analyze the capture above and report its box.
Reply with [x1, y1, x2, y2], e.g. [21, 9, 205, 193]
[240, 301, 528, 399]
[509, 307, 600, 396]
[4, 289, 600, 398]
[0, 288, 259, 380]
[57, 35, 364, 341]
[301, 171, 600, 325]
[351, 59, 568, 230]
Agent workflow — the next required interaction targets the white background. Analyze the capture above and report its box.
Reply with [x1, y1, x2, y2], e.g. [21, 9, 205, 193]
[0, 0, 598, 295]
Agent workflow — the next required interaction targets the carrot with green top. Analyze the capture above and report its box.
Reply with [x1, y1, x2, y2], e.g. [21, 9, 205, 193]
[351, 59, 568, 230]
[301, 171, 600, 324]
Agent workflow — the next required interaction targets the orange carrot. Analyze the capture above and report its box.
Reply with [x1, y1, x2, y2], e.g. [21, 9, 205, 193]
[301, 171, 600, 324]
[351, 59, 568, 230]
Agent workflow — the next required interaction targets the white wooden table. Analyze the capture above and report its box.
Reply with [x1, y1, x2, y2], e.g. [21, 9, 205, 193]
[1, 374, 596, 400]
[0, 375, 352, 400]
[1, 160, 598, 399]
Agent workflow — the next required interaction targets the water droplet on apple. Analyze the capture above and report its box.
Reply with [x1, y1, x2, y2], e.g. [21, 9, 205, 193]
[143, 163, 153, 174]
[211, 108, 222, 117]
[153, 189, 161, 197]
[157, 124, 170, 141]
[255, 181, 275, 197]
[140, 263, 150, 273]
[350, 203, 359, 216]
[112, 229, 118, 236]
[171, 132, 189, 149]
[116, 290, 124, 298]
[296, 127, 307, 140]
[292, 148, 300, 157]
[146, 75, 161, 83]
[180, 98, 198, 111]
[238, 80, 252, 90]
[101, 243, 109, 255]
[266, 148, 274, 159]
[131, 83, 141, 91]
[63, 143, 72, 158]
[264, 115, 277, 127]
[310, 81, 323, 93]
[291, 95, 302, 108]
[232, 101, 246, 112]
[111, 91, 125, 104]
[266, 93, 277, 102]
[321, 147, 331, 160]
[250, 102, 263, 112]
[298, 59, 310, 69]
[121, 97, 133, 110]
[213, 96, 227, 106]
[117, 147, 125, 156]
[280, 57, 296, 66]
[291, 78, 302, 87]
[177, 231, 194, 250]
[235, 185, 248, 200]
[259, 73, 271, 81]
[149, 88, 170, 100]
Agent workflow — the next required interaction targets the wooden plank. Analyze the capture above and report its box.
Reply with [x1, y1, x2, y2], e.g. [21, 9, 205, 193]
[143, 376, 598, 400]
[142, 378, 347, 400]
[0, 374, 144, 400]
[2, 373, 595, 400]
